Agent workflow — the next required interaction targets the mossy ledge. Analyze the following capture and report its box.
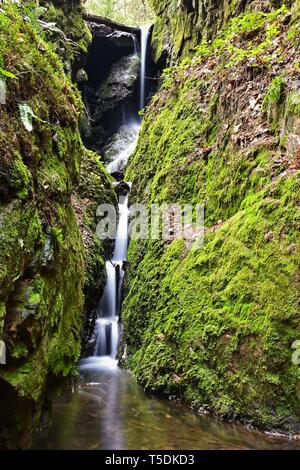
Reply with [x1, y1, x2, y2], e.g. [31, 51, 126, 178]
[122, 1, 300, 432]
[0, 1, 116, 447]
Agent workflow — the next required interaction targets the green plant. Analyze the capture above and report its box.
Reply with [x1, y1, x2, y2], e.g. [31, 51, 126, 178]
[51, 227, 64, 245]
[0, 66, 16, 78]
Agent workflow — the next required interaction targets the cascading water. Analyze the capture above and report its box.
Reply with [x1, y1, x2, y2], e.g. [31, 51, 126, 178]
[85, 26, 150, 367]
[93, 192, 130, 365]
[32, 22, 300, 453]
[139, 25, 150, 110]
[133, 35, 139, 56]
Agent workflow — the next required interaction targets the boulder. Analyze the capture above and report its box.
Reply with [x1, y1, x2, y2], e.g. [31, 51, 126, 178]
[90, 23, 135, 49]
[95, 55, 139, 121]
[114, 181, 131, 197]
[76, 68, 89, 83]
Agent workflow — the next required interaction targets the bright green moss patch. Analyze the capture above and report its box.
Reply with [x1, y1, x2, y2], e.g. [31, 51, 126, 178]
[0, 2, 115, 408]
[10, 155, 32, 200]
[123, 181, 300, 429]
[123, 2, 300, 431]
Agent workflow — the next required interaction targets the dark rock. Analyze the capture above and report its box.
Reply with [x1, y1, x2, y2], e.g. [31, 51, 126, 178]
[111, 171, 124, 181]
[95, 55, 140, 118]
[0, 379, 34, 449]
[79, 110, 93, 148]
[76, 68, 89, 83]
[114, 181, 130, 197]
[90, 23, 135, 49]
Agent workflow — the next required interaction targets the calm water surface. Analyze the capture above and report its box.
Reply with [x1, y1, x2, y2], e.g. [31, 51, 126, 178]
[32, 358, 300, 450]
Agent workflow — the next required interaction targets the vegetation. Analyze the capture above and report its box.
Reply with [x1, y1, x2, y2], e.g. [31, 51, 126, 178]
[122, 1, 300, 431]
[84, 0, 154, 26]
[1, 0, 300, 447]
[0, 0, 116, 442]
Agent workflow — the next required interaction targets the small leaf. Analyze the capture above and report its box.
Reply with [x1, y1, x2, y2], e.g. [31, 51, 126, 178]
[0, 67, 16, 79]
[18, 103, 36, 132]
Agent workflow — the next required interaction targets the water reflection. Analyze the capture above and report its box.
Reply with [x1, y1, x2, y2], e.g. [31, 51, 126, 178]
[32, 362, 300, 450]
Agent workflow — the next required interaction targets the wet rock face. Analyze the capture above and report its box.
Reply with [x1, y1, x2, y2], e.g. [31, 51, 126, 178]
[150, 0, 290, 62]
[82, 23, 140, 154]
[123, 0, 300, 432]
[90, 23, 135, 49]
[0, 2, 117, 448]
[38, 1, 92, 75]
[95, 55, 139, 118]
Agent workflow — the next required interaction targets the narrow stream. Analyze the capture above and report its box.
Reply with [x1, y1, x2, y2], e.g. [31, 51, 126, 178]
[31, 25, 300, 451]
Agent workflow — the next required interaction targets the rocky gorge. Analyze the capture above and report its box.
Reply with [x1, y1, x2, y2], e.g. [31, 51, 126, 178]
[0, 0, 300, 451]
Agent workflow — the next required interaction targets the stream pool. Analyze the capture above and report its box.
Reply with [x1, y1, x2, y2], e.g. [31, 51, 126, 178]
[31, 358, 300, 450]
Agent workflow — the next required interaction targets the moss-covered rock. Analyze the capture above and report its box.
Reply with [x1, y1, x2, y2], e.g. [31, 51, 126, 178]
[75, 149, 118, 330]
[38, 0, 92, 75]
[150, 0, 294, 63]
[0, 1, 115, 447]
[122, 2, 300, 432]
[0, 1, 83, 444]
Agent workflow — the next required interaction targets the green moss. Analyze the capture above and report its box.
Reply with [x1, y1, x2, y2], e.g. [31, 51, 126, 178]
[150, 1, 289, 61]
[262, 76, 286, 132]
[10, 155, 32, 200]
[162, 5, 289, 86]
[0, 2, 101, 409]
[11, 342, 29, 360]
[51, 227, 64, 246]
[265, 76, 286, 105]
[28, 292, 41, 308]
[39, 1, 92, 70]
[123, 3, 300, 431]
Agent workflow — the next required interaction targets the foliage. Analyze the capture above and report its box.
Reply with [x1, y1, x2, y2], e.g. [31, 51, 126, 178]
[162, 6, 289, 86]
[0, 1, 116, 415]
[84, 0, 154, 26]
[18, 103, 44, 132]
[0, 66, 16, 78]
[122, 2, 300, 431]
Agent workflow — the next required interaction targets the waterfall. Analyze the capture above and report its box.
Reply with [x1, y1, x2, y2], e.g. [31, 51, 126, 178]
[114, 194, 130, 262]
[85, 28, 144, 368]
[139, 25, 150, 110]
[93, 193, 130, 361]
[133, 35, 139, 56]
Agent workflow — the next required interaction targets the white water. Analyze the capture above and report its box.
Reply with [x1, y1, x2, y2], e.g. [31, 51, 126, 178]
[80, 26, 150, 371]
[106, 122, 140, 175]
[114, 193, 130, 262]
[90, 192, 130, 366]
[139, 25, 150, 110]
[133, 35, 139, 56]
